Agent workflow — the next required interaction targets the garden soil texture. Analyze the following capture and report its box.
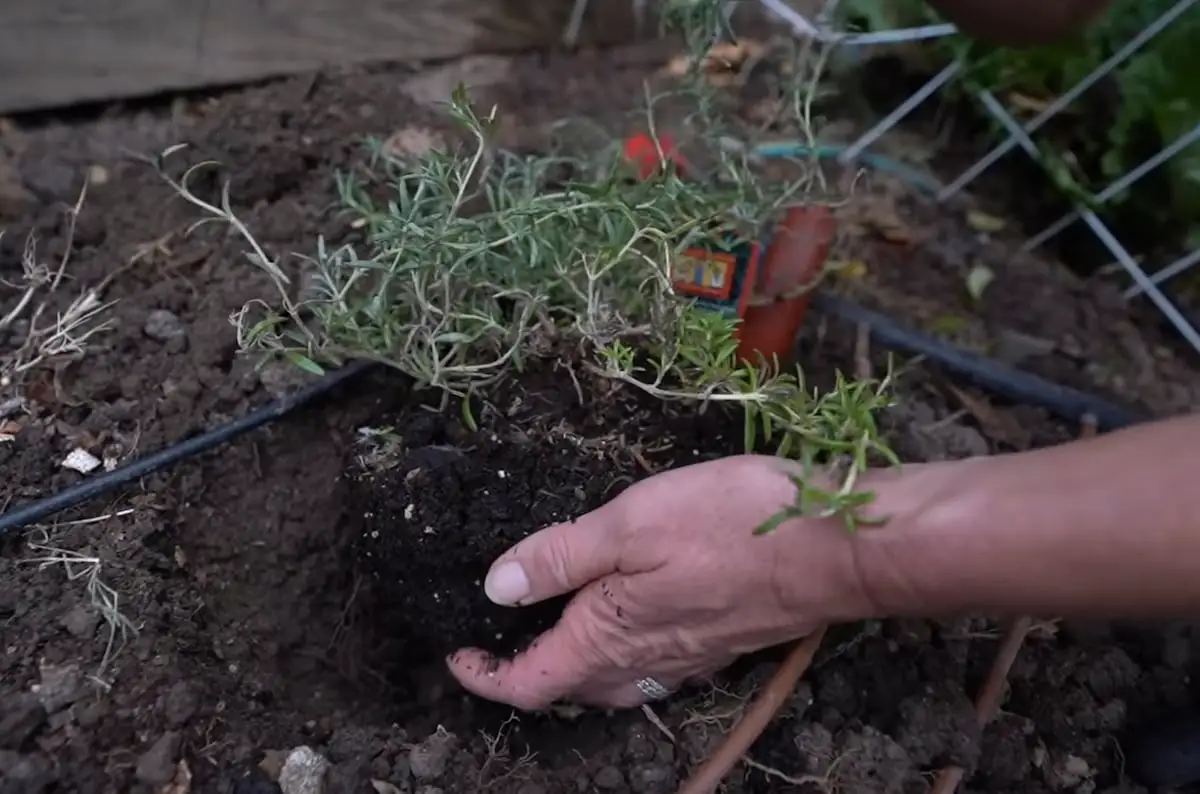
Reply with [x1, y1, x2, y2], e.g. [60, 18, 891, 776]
[1, 45, 1198, 794]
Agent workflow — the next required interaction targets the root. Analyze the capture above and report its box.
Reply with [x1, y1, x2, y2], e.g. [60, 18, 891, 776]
[676, 626, 827, 794]
[478, 713, 537, 789]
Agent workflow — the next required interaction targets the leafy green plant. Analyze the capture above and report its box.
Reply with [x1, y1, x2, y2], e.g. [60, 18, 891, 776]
[157, 0, 898, 533]
[841, 0, 1200, 244]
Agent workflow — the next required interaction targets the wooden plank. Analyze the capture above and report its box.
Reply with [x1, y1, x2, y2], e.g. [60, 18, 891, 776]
[0, 0, 651, 115]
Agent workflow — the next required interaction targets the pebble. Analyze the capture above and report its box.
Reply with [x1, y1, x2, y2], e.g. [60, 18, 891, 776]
[628, 762, 677, 793]
[409, 728, 457, 781]
[59, 604, 99, 639]
[279, 746, 330, 794]
[135, 731, 182, 786]
[143, 309, 188, 343]
[162, 681, 200, 728]
[32, 663, 84, 714]
[593, 765, 624, 789]
[624, 725, 656, 763]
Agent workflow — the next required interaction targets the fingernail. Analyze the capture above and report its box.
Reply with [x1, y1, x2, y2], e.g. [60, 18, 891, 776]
[485, 561, 531, 605]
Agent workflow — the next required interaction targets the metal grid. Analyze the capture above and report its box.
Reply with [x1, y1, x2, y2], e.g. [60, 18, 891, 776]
[758, 0, 1200, 354]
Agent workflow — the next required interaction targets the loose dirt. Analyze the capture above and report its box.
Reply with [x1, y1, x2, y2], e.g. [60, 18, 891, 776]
[0, 43, 1196, 794]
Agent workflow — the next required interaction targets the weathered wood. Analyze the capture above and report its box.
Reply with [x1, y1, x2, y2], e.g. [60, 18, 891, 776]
[0, 0, 651, 115]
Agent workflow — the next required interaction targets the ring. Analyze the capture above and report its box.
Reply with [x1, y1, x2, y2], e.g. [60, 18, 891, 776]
[634, 677, 672, 701]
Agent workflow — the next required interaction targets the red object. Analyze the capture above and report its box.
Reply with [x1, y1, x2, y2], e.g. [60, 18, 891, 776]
[622, 133, 690, 179]
[620, 132, 837, 369]
[736, 206, 836, 369]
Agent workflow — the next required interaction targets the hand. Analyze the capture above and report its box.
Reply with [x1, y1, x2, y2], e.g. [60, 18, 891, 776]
[445, 454, 886, 710]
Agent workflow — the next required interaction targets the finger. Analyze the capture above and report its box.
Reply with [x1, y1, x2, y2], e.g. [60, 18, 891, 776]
[445, 618, 594, 711]
[484, 501, 627, 606]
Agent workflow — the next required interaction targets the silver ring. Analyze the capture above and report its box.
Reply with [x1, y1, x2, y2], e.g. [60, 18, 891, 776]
[634, 677, 672, 701]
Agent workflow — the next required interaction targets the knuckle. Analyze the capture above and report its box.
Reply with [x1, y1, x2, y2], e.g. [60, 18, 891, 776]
[538, 534, 579, 591]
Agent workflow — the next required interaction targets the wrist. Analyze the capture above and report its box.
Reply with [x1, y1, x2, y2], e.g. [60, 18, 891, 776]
[844, 457, 999, 619]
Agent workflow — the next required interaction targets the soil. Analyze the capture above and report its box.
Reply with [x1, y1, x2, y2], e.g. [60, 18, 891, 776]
[0, 41, 1198, 794]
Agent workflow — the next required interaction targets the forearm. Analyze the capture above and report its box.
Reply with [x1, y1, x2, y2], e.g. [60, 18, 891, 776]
[924, 0, 1111, 46]
[856, 413, 1200, 620]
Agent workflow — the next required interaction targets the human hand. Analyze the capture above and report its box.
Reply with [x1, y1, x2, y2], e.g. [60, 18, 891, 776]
[445, 454, 890, 710]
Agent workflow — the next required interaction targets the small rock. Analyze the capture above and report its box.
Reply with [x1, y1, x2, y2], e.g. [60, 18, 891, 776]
[162, 681, 201, 728]
[593, 765, 624, 789]
[625, 725, 656, 763]
[136, 731, 182, 786]
[144, 309, 187, 343]
[0, 693, 47, 750]
[279, 746, 330, 794]
[59, 605, 99, 639]
[32, 663, 84, 714]
[628, 762, 677, 793]
[415, 788, 444, 794]
[257, 359, 317, 400]
[1045, 753, 1094, 789]
[60, 448, 102, 475]
[409, 728, 457, 781]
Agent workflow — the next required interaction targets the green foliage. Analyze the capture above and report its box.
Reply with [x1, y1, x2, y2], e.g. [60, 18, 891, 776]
[158, 0, 899, 533]
[840, 0, 1200, 241]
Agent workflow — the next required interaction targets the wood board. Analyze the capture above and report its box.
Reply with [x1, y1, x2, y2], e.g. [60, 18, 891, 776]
[0, 0, 652, 115]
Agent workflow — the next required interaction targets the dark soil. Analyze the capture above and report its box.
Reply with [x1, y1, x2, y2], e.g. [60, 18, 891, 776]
[0, 42, 1197, 794]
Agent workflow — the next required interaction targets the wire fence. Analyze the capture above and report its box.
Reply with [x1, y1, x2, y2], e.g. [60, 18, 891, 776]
[757, 0, 1200, 354]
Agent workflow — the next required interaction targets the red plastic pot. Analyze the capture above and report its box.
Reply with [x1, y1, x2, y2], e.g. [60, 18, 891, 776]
[736, 205, 836, 369]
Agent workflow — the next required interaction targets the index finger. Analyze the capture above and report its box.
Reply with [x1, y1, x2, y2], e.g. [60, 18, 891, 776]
[445, 595, 601, 710]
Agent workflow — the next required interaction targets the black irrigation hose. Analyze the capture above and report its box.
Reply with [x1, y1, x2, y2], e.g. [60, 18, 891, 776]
[0, 294, 1147, 539]
[0, 360, 374, 540]
[812, 292, 1144, 432]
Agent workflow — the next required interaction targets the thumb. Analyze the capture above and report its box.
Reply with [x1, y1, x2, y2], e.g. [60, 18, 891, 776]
[484, 502, 625, 606]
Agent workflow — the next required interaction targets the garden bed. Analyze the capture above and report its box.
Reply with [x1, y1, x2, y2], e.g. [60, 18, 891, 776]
[1, 41, 1197, 794]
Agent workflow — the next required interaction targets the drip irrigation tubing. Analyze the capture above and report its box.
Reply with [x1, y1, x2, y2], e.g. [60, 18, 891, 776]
[813, 292, 1141, 431]
[0, 141, 1144, 539]
[754, 138, 1142, 431]
[0, 360, 373, 540]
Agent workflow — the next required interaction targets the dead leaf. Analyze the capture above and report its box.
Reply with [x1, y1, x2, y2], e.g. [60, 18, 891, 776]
[157, 759, 192, 794]
[829, 259, 868, 280]
[929, 314, 968, 337]
[1007, 92, 1054, 115]
[381, 127, 445, 160]
[857, 195, 917, 245]
[371, 781, 403, 794]
[946, 384, 1032, 449]
[0, 419, 21, 441]
[663, 40, 766, 85]
[966, 210, 1006, 233]
[965, 264, 995, 302]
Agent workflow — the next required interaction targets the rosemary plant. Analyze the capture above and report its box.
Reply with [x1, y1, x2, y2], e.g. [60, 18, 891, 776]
[159, 0, 899, 532]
